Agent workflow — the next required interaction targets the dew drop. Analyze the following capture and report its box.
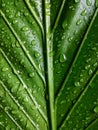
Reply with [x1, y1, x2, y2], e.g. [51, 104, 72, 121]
[29, 72, 35, 78]
[16, 12, 20, 17]
[12, 43, 15, 48]
[13, 19, 18, 24]
[86, 0, 92, 6]
[15, 41, 20, 47]
[60, 100, 66, 104]
[76, 19, 81, 25]
[9, 15, 13, 19]
[20, 59, 24, 65]
[24, 12, 29, 16]
[81, 9, 86, 16]
[2, 3, 5, 7]
[62, 20, 68, 29]
[93, 62, 97, 67]
[94, 106, 98, 113]
[75, 0, 80, 3]
[31, 40, 36, 46]
[11, 86, 18, 93]
[73, 90, 77, 94]
[86, 58, 91, 63]
[80, 78, 84, 83]
[74, 81, 80, 87]
[1, 42, 4, 46]
[2, 67, 8, 72]
[24, 96, 29, 102]
[6, 10, 9, 13]
[89, 69, 93, 75]
[34, 51, 40, 58]
[85, 65, 90, 70]
[4, 106, 9, 111]
[22, 26, 28, 31]
[60, 54, 67, 63]
[11, 110, 17, 114]
[68, 37, 73, 42]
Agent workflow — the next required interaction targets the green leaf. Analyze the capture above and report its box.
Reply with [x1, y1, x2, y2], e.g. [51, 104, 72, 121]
[0, 0, 98, 130]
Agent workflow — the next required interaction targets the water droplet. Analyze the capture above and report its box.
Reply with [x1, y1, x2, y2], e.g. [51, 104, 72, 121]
[86, 58, 91, 63]
[94, 106, 98, 113]
[9, 15, 13, 19]
[75, 0, 80, 3]
[85, 65, 90, 70]
[68, 37, 73, 42]
[93, 62, 97, 67]
[74, 81, 80, 87]
[13, 19, 18, 24]
[2, 67, 8, 72]
[62, 20, 68, 29]
[15, 41, 20, 47]
[60, 54, 67, 63]
[86, 0, 92, 6]
[34, 51, 40, 58]
[22, 26, 28, 31]
[76, 19, 81, 25]
[4, 106, 9, 111]
[54, 60, 58, 64]
[92, 47, 97, 51]
[24, 96, 29, 102]
[80, 78, 84, 82]
[2, 3, 5, 7]
[11, 86, 18, 93]
[6, 10, 9, 13]
[1, 42, 4, 46]
[31, 40, 36, 46]
[11, 110, 17, 114]
[89, 69, 93, 75]
[24, 12, 29, 16]
[16, 12, 20, 17]
[29, 72, 35, 78]
[81, 9, 86, 16]
[60, 100, 66, 104]
[12, 43, 15, 48]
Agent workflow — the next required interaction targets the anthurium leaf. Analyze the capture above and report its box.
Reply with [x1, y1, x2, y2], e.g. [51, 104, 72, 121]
[0, 0, 98, 130]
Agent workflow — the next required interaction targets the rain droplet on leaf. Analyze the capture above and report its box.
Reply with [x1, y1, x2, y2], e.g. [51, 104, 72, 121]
[76, 19, 81, 25]
[75, 0, 80, 3]
[94, 106, 98, 113]
[60, 54, 67, 63]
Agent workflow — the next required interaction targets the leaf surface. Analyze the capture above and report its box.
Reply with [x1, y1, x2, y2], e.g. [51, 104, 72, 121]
[0, 0, 98, 130]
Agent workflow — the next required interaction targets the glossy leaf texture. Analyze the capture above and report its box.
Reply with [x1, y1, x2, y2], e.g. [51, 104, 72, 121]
[0, 0, 98, 130]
